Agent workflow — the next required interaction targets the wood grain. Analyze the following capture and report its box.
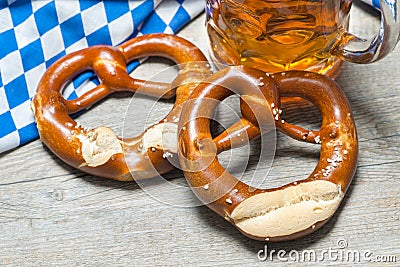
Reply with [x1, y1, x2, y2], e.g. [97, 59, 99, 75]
[0, 3, 399, 266]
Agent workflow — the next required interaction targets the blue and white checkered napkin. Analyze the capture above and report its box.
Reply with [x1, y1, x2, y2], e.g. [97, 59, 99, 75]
[0, 0, 204, 153]
[361, 0, 381, 9]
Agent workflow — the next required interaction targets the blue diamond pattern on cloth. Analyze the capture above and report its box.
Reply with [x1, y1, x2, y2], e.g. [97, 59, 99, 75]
[20, 39, 45, 72]
[34, 2, 59, 35]
[361, 0, 381, 9]
[169, 6, 191, 33]
[45, 51, 67, 69]
[141, 11, 168, 34]
[18, 122, 37, 144]
[104, 1, 130, 22]
[0, 29, 18, 59]
[86, 25, 112, 46]
[79, 1, 99, 12]
[131, 1, 155, 28]
[9, 4, 32, 26]
[60, 14, 86, 47]
[0, 111, 17, 137]
[4, 75, 29, 109]
[0, 0, 205, 153]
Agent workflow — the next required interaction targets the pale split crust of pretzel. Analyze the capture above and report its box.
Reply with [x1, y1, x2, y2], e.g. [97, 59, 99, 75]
[178, 67, 358, 241]
[32, 34, 214, 181]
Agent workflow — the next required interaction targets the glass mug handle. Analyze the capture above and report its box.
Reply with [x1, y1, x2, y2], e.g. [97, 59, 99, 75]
[336, 0, 400, 63]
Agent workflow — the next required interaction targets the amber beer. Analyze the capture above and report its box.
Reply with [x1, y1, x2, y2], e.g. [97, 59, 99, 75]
[206, 0, 352, 77]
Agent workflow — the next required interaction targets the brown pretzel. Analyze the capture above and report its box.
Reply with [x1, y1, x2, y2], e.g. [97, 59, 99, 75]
[32, 34, 214, 181]
[178, 67, 358, 241]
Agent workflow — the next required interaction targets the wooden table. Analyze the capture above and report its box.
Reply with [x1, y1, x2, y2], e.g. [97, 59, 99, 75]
[1, 3, 399, 266]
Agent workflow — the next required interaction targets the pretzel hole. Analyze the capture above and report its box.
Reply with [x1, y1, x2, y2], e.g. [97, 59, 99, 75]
[268, 97, 322, 188]
[72, 92, 133, 138]
[130, 57, 178, 83]
[210, 94, 277, 190]
[224, 130, 277, 190]
[61, 70, 95, 97]
[70, 59, 182, 135]
[122, 61, 181, 139]
[280, 96, 322, 131]
[210, 117, 253, 178]
[62, 69, 129, 116]
[211, 95, 241, 137]
[265, 127, 321, 189]
[211, 95, 246, 169]
[56, 69, 128, 134]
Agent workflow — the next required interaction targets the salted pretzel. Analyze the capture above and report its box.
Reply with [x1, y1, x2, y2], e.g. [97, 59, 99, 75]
[178, 67, 358, 241]
[32, 34, 216, 181]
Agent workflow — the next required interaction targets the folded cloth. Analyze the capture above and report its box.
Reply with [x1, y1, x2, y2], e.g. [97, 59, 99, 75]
[0, 0, 204, 154]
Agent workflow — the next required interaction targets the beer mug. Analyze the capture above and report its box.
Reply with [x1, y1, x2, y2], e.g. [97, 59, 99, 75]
[206, 0, 400, 77]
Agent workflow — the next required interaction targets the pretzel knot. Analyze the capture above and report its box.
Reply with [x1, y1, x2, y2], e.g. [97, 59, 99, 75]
[178, 67, 358, 241]
[32, 34, 214, 181]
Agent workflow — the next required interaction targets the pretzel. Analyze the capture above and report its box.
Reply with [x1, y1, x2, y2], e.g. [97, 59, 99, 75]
[32, 34, 214, 181]
[178, 67, 358, 241]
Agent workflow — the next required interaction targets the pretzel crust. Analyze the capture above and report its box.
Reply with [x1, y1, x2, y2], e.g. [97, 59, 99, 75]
[32, 34, 211, 181]
[178, 67, 358, 241]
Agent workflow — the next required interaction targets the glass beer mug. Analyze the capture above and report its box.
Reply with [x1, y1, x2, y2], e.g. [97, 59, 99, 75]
[206, 0, 400, 77]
